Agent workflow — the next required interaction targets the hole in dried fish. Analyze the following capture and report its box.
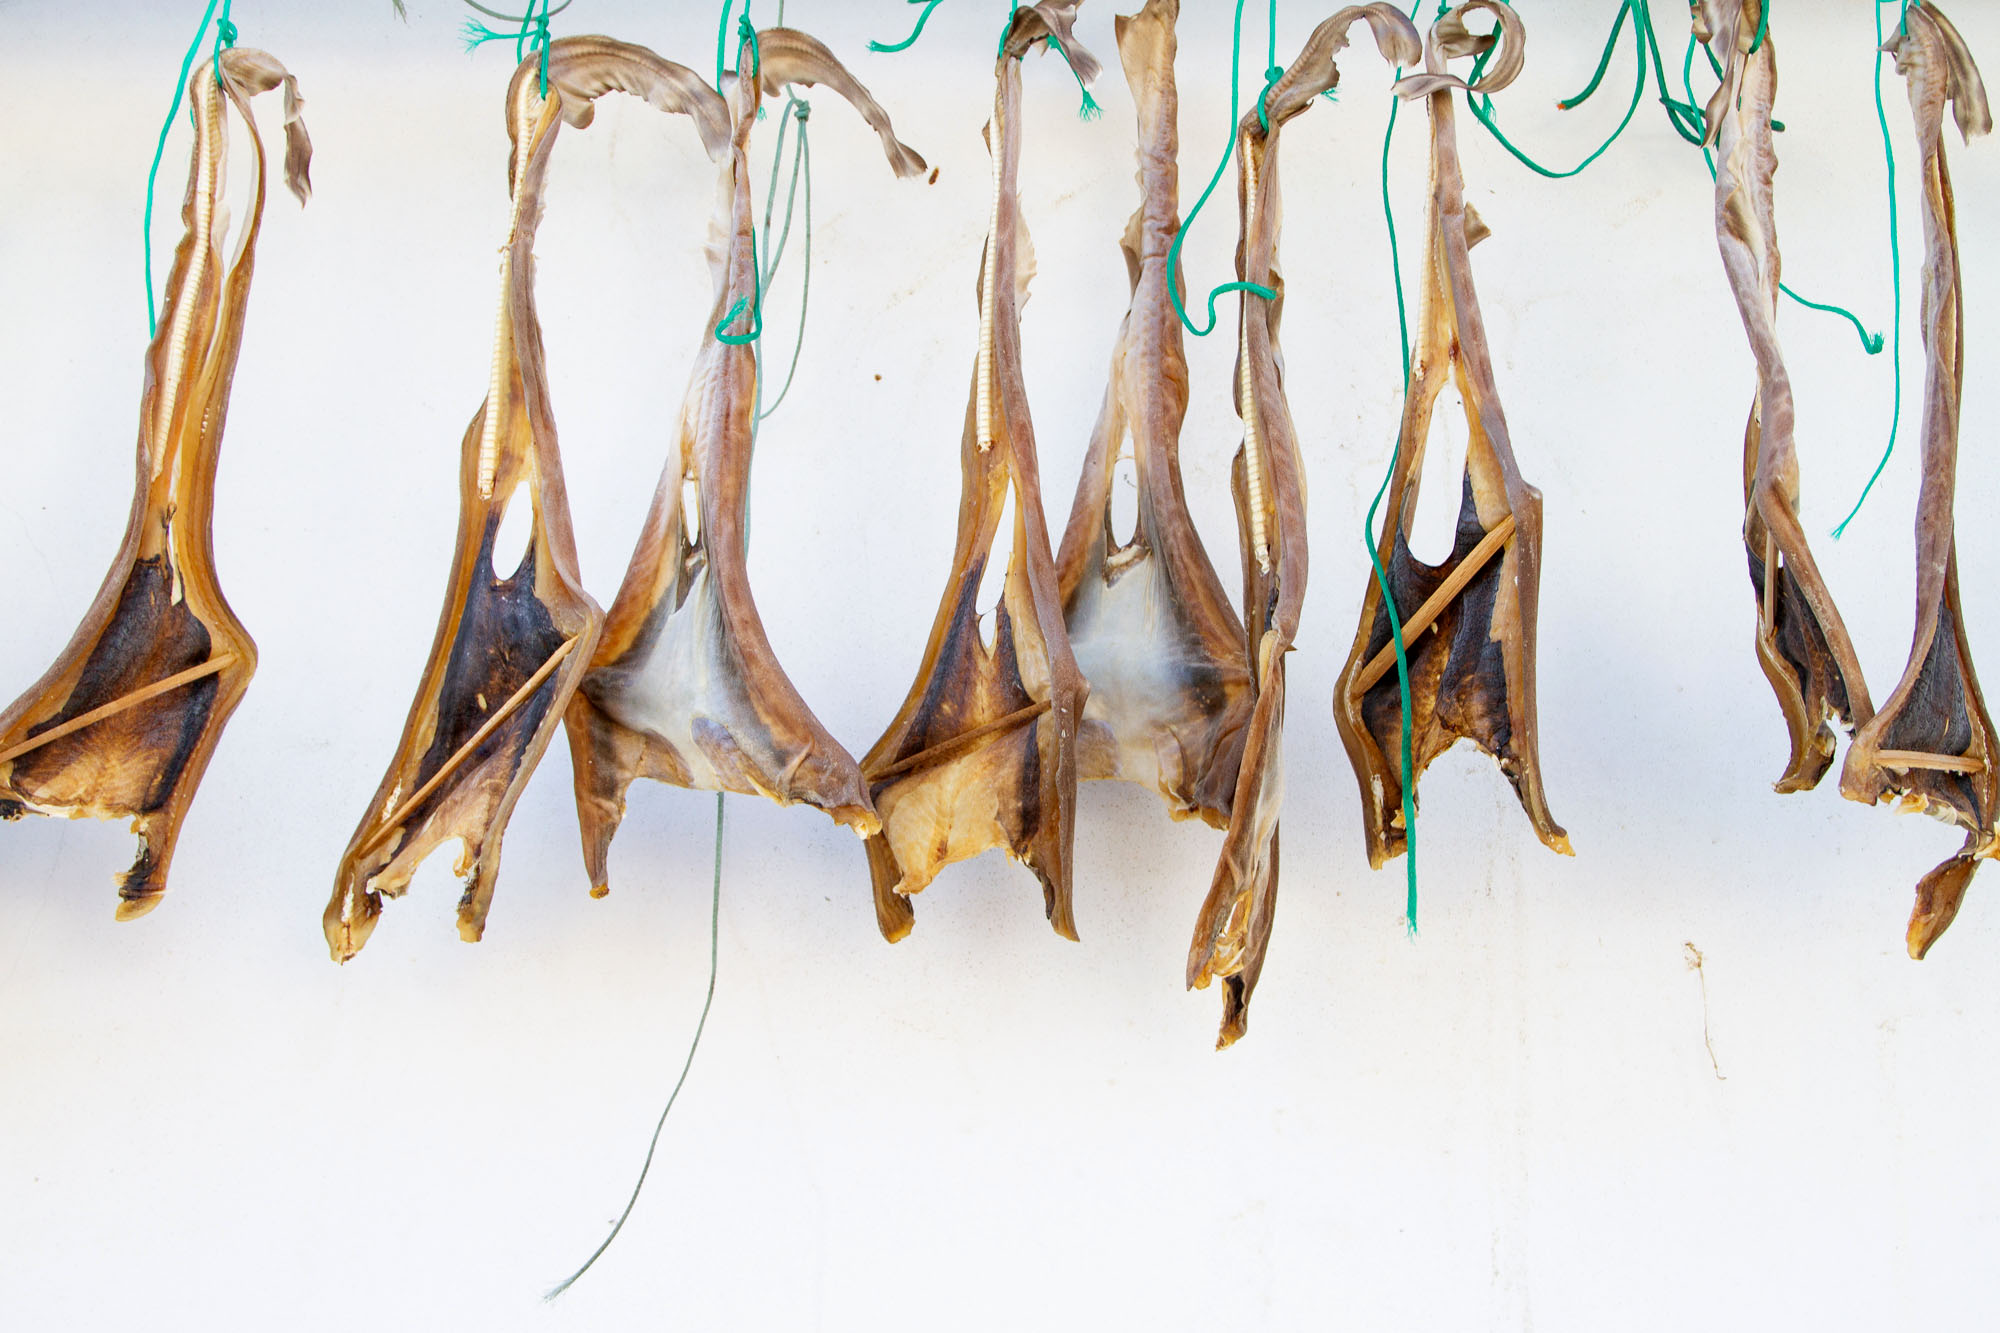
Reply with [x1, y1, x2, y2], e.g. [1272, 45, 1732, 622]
[977, 485, 1019, 652]
[680, 477, 702, 548]
[491, 480, 535, 581]
[1110, 452, 1139, 549]
[1404, 382, 1472, 566]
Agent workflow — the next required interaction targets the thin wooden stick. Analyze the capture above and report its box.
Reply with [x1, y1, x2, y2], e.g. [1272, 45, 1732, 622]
[1353, 513, 1518, 695]
[357, 635, 580, 859]
[866, 699, 1052, 784]
[1876, 749, 1986, 775]
[0, 655, 238, 767]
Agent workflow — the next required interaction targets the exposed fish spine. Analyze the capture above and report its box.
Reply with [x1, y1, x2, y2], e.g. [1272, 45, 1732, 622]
[1237, 138, 1271, 574]
[154, 66, 223, 468]
[976, 79, 1004, 453]
[479, 79, 546, 497]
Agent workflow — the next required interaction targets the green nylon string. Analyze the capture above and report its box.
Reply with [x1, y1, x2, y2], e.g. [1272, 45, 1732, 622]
[1458, 0, 1881, 352]
[546, 794, 726, 1301]
[1670, 21, 1885, 358]
[1832, 0, 1911, 539]
[143, 0, 228, 337]
[1371, 0, 1424, 936]
[1165, 0, 1278, 337]
[462, 0, 554, 95]
[870, 0, 947, 54]
[1048, 36, 1102, 119]
[716, 12, 768, 344]
[757, 98, 815, 421]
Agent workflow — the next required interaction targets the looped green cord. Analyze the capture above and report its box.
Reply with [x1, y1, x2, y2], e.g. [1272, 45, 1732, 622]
[1748, 1, 1770, 56]
[1166, 0, 1279, 337]
[870, 0, 947, 54]
[714, 9, 767, 344]
[143, 0, 231, 337]
[1257, 63, 1285, 131]
[1372, 0, 1425, 936]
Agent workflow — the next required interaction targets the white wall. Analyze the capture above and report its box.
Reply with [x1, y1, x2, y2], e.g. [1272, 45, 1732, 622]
[3, 1, 1997, 1328]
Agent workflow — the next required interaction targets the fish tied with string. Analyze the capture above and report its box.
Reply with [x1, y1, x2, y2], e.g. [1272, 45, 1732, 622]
[0, 49, 310, 919]
[1185, 4, 1421, 1048]
[1333, 0, 1571, 913]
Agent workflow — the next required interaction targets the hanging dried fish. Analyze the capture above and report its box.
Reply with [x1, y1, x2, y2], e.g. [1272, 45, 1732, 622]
[1187, 5, 1422, 1047]
[861, 2, 1098, 943]
[325, 38, 729, 961]
[564, 27, 924, 899]
[1697, 0, 1876, 791]
[1839, 4, 1996, 958]
[1332, 1, 1569, 872]
[1055, 0, 1253, 831]
[0, 50, 310, 919]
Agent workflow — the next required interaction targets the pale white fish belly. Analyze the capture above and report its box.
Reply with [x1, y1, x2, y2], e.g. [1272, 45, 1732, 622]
[1065, 552, 1198, 791]
[587, 564, 756, 794]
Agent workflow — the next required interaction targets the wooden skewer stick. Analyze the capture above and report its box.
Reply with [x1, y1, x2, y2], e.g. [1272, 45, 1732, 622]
[356, 635, 581, 859]
[866, 699, 1053, 784]
[0, 655, 239, 768]
[1353, 513, 1518, 695]
[1876, 749, 1986, 775]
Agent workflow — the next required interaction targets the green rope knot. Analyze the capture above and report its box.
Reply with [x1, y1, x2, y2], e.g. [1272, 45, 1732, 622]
[1257, 63, 1285, 130]
[215, 18, 237, 47]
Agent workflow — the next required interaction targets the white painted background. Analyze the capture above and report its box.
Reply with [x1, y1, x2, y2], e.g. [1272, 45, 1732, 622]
[3, 1, 1997, 1327]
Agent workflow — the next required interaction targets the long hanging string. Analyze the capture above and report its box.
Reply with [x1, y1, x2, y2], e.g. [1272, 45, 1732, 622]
[1832, 0, 1911, 538]
[143, 0, 231, 337]
[1371, 0, 1425, 936]
[546, 797, 726, 1301]
[552, 1, 824, 1293]
[757, 97, 815, 421]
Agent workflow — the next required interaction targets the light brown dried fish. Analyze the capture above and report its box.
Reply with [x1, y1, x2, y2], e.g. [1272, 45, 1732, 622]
[1186, 5, 1422, 1047]
[565, 27, 924, 897]
[1055, 0, 1252, 830]
[1697, 0, 1876, 791]
[860, 3, 1097, 944]
[0, 50, 310, 919]
[1333, 1, 1570, 871]
[325, 38, 729, 961]
[1839, 3, 1997, 959]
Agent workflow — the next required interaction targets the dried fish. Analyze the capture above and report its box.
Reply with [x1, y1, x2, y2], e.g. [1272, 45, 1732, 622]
[1055, 0, 1253, 832]
[1187, 5, 1422, 1046]
[1697, 0, 1876, 791]
[326, 38, 730, 960]
[0, 50, 310, 919]
[861, 3, 1099, 943]
[1838, 3, 1997, 958]
[564, 27, 925, 897]
[1333, 1, 1570, 872]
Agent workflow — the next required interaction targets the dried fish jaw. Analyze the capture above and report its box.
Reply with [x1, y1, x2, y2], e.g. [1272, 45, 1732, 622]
[1701, 4, 1876, 790]
[1334, 3, 1567, 874]
[1056, 0, 1250, 828]
[0, 50, 308, 918]
[563, 29, 920, 898]
[330, 37, 724, 960]
[864, 22, 1091, 942]
[1834, 5, 1998, 955]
